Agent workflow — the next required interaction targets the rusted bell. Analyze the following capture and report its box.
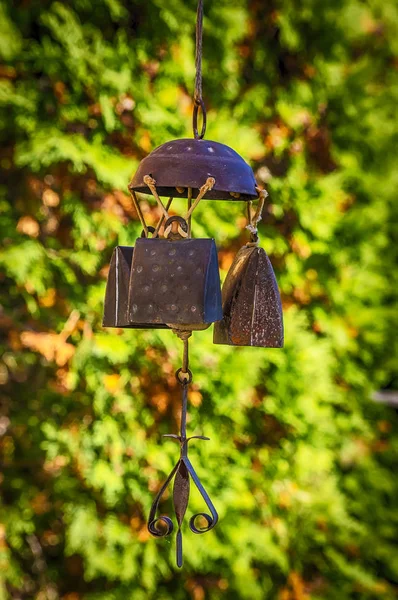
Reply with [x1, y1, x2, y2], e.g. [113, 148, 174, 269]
[213, 244, 284, 348]
[102, 246, 169, 329]
[128, 237, 222, 330]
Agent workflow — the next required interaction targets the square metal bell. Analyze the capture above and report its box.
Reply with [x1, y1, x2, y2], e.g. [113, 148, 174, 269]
[128, 238, 222, 328]
[103, 246, 169, 329]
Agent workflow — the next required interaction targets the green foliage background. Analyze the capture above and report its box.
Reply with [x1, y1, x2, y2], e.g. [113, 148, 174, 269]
[1, 0, 398, 598]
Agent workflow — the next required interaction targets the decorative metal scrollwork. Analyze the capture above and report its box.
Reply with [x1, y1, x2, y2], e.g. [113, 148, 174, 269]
[147, 368, 218, 567]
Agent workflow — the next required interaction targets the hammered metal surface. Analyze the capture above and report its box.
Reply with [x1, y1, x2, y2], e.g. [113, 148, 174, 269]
[129, 138, 258, 200]
[213, 245, 284, 347]
[128, 238, 222, 326]
[102, 246, 169, 329]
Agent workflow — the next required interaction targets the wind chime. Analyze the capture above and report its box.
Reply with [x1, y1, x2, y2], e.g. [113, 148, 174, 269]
[103, 0, 283, 568]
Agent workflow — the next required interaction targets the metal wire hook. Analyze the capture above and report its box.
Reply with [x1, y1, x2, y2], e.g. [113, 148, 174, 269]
[193, 98, 207, 140]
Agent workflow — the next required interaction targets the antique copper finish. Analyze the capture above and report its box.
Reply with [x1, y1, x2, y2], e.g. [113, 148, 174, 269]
[213, 244, 284, 348]
[129, 138, 258, 200]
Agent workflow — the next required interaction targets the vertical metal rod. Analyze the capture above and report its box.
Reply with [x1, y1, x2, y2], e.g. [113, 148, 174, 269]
[182, 337, 189, 373]
[180, 383, 188, 442]
[176, 529, 183, 568]
[180, 335, 189, 440]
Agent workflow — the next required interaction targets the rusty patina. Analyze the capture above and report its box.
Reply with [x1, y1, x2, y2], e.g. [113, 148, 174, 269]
[214, 244, 284, 348]
[128, 237, 222, 329]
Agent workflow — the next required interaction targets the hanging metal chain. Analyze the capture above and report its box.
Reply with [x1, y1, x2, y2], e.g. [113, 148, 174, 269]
[193, 0, 206, 139]
[147, 332, 218, 568]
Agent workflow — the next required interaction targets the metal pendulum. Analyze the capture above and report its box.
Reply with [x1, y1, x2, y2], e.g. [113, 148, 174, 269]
[147, 332, 218, 568]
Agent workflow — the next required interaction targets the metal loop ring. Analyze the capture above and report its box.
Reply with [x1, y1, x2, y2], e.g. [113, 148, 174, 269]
[140, 225, 157, 238]
[148, 515, 174, 537]
[175, 368, 193, 385]
[193, 98, 206, 140]
[189, 512, 213, 534]
[164, 216, 189, 239]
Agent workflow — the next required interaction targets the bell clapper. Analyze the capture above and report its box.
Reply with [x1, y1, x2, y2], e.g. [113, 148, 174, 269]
[147, 327, 218, 568]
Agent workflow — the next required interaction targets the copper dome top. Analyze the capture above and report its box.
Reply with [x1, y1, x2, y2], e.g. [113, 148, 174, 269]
[129, 138, 258, 200]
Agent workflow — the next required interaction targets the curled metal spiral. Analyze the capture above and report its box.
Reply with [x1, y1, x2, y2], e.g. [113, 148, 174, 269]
[147, 368, 218, 568]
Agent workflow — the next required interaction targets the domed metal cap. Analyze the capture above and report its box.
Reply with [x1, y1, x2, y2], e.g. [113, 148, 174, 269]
[129, 138, 257, 200]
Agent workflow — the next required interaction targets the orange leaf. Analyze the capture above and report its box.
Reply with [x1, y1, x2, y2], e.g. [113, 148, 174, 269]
[20, 331, 75, 366]
[39, 288, 56, 308]
[104, 373, 121, 394]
